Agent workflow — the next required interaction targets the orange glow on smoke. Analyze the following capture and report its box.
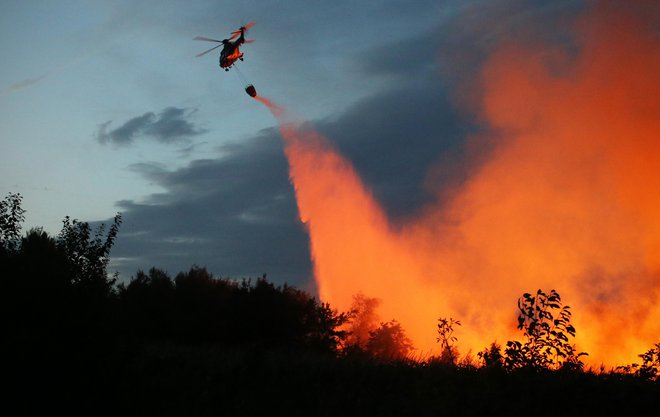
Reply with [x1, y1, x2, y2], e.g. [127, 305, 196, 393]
[257, 4, 660, 367]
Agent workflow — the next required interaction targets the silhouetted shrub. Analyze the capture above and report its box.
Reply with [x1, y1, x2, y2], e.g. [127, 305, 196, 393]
[478, 342, 505, 370]
[365, 319, 414, 361]
[617, 342, 660, 381]
[504, 289, 587, 371]
[437, 317, 461, 365]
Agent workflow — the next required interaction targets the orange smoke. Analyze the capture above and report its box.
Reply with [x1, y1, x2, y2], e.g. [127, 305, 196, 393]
[257, 3, 660, 367]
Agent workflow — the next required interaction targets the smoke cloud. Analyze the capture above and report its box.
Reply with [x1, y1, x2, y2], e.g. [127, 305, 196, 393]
[258, 3, 660, 366]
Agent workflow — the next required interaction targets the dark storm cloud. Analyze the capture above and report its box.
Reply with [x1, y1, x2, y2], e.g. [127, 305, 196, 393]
[96, 107, 207, 146]
[106, 128, 314, 288]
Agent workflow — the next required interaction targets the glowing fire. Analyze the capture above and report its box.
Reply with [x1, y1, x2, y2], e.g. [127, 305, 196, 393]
[257, 4, 660, 367]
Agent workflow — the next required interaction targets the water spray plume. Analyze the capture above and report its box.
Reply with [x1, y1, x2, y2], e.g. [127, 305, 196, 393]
[255, 4, 660, 367]
[253, 96, 284, 119]
[257, 94, 446, 354]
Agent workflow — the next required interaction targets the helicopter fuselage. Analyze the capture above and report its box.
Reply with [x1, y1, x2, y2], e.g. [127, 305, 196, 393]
[220, 46, 243, 69]
[219, 30, 245, 70]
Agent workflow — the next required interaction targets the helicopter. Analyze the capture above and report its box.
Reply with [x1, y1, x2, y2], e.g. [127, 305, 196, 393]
[194, 22, 255, 71]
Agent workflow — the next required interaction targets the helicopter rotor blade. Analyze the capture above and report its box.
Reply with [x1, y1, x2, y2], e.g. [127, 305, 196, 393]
[243, 39, 255, 43]
[193, 36, 223, 43]
[195, 43, 223, 57]
[231, 22, 255, 36]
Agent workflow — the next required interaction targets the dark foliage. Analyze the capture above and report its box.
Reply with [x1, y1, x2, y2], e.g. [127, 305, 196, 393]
[478, 342, 505, 370]
[364, 319, 414, 361]
[0, 192, 25, 252]
[503, 289, 588, 371]
[2, 193, 659, 415]
[344, 292, 381, 348]
[118, 267, 348, 353]
[2, 209, 124, 416]
[58, 214, 122, 296]
[105, 347, 660, 417]
[437, 316, 461, 365]
[617, 342, 660, 381]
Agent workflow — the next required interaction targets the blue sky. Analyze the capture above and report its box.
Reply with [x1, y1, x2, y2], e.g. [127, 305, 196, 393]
[1, 0, 588, 287]
[1, 1, 415, 215]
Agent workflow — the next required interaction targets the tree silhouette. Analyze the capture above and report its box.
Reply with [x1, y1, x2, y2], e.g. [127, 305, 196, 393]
[17, 228, 70, 291]
[58, 214, 122, 298]
[0, 192, 25, 253]
[118, 268, 350, 353]
[344, 292, 381, 350]
[234, 276, 348, 352]
[365, 319, 413, 361]
[118, 267, 176, 341]
[5, 228, 72, 356]
[308, 301, 350, 353]
[2, 203, 125, 411]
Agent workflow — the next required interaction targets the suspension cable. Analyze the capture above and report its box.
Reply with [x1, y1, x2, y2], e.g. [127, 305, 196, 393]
[233, 62, 249, 86]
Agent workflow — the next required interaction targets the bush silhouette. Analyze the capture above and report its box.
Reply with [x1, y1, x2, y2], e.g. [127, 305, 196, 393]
[436, 317, 461, 365]
[617, 342, 660, 381]
[504, 289, 587, 371]
[478, 342, 505, 369]
[365, 319, 414, 361]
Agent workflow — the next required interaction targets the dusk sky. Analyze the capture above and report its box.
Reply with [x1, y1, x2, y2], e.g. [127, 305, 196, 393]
[0, 0, 632, 290]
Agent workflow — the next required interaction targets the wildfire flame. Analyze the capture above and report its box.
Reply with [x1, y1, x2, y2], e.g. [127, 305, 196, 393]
[256, 4, 660, 367]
